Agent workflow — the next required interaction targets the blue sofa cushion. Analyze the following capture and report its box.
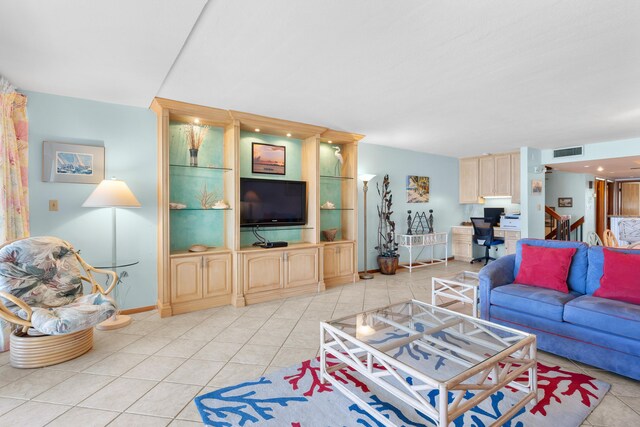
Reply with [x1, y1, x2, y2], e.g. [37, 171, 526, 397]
[564, 295, 640, 340]
[586, 245, 640, 295]
[490, 283, 579, 322]
[515, 239, 589, 294]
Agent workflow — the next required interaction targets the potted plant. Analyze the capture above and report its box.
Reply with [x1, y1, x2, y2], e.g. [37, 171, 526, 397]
[375, 174, 399, 275]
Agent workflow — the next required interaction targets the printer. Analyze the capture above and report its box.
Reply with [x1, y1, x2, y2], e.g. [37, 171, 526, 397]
[501, 214, 521, 230]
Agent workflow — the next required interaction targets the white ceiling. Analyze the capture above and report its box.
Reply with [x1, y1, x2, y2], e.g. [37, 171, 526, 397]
[0, 0, 206, 106]
[549, 156, 640, 179]
[2, 0, 640, 157]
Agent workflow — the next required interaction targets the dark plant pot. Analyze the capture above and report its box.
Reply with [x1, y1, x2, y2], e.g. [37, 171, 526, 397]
[189, 148, 199, 167]
[377, 255, 399, 275]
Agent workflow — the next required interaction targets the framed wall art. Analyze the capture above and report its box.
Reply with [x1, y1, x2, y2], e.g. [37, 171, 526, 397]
[42, 141, 105, 184]
[558, 197, 573, 208]
[406, 175, 430, 203]
[252, 142, 286, 175]
[531, 179, 543, 195]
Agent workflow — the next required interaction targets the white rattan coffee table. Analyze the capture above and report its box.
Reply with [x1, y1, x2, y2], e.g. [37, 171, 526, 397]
[432, 271, 480, 317]
[320, 300, 537, 427]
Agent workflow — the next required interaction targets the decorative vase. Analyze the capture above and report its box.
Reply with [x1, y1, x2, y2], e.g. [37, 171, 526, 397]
[189, 148, 199, 167]
[377, 255, 399, 275]
[322, 228, 338, 242]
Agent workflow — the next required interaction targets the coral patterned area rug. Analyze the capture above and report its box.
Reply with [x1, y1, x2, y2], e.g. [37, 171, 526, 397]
[195, 353, 609, 427]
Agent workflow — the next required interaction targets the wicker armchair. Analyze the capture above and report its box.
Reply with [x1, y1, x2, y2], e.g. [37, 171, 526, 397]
[0, 236, 119, 368]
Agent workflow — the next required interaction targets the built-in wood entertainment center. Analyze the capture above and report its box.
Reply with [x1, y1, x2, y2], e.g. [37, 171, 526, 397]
[151, 98, 362, 317]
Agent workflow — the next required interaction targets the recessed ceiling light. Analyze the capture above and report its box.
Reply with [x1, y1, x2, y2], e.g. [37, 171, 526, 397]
[254, 128, 260, 132]
[597, 166, 604, 172]
[328, 140, 333, 144]
[286, 133, 292, 137]
[584, 165, 590, 168]
[194, 118, 200, 124]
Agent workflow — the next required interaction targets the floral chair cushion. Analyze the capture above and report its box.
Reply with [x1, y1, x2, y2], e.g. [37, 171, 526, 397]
[18, 293, 116, 335]
[0, 236, 83, 311]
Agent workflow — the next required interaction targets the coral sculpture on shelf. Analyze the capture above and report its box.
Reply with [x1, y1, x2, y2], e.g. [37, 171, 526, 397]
[197, 183, 217, 209]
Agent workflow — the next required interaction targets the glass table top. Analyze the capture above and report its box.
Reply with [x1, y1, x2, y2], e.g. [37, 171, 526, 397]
[323, 300, 530, 382]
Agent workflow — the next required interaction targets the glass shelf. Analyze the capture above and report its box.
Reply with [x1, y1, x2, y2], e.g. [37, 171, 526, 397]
[321, 208, 354, 211]
[170, 164, 232, 172]
[320, 175, 354, 180]
[170, 208, 232, 211]
[240, 226, 314, 232]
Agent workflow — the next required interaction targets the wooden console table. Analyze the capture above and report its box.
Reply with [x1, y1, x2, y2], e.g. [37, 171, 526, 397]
[398, 232, 448, 271]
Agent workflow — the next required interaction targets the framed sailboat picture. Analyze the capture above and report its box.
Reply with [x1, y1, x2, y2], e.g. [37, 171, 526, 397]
[43, 141, 105, 184]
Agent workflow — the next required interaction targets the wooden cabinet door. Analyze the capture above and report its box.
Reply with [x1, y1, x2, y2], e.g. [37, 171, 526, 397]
[494, 154, 511, 196]
[452, 239, 472, 260]
[504, 231, 520, 255]
[336, 243, 355, 277]
[323, 246, 338, 280]
[203, 254, 231, 298]
[510, 153, 521, 204]
[479, 156, 496, 196]
[284, 248, 319, 289]
[459, 158, 479, 203]
[170, 256, 203, 304]
[243, 252, 283, 294]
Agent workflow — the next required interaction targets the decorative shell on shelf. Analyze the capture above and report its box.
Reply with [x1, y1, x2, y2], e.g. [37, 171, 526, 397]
[321, 201, 335, 209]
[212, 200, 230, 209]
[169, 202, 187, 210]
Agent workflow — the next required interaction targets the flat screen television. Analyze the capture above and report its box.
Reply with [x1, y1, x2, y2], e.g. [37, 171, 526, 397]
[240, 178, 307, 227]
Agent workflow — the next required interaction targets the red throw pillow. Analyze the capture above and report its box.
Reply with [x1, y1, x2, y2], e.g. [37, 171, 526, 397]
[593, 249, 640, 304]
[514, 244, 577, 293]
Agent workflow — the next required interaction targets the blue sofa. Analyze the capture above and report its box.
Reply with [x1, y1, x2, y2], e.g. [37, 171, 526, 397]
[479, 238, 640, 380]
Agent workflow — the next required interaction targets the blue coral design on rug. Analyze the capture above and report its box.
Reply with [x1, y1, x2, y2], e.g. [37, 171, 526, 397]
[195, 330, 609, 426]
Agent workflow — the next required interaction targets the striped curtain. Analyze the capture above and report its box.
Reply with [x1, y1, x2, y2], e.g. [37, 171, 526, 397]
[0, 77, 29, 243]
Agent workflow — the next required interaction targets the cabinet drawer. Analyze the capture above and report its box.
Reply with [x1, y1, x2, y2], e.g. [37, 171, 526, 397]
[505, 231, 521, 240]
[494, 229, 505, 238]
[452, 227, 473, 236]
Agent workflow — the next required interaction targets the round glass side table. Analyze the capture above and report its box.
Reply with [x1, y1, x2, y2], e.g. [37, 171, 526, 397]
[93, 260, 139, 330]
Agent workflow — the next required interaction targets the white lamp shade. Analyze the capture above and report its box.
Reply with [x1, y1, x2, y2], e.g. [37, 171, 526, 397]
[82, 179, 141, 208]
[358, 174, 376, 182]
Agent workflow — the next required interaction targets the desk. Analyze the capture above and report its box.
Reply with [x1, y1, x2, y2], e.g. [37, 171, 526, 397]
[451, 226, 520, 262]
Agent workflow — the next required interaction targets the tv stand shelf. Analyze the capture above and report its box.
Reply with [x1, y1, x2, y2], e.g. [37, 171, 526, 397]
[152, 97, 363, 317]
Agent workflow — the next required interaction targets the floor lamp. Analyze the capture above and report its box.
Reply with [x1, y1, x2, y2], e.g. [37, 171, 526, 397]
[83, 177, 141, 330]
[359, 174, 376, 279]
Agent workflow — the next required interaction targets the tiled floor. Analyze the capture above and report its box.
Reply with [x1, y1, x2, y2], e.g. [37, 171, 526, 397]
[0, 261, 638, 426]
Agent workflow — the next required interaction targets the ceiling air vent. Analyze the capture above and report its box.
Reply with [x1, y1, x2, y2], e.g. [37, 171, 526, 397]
[553, 146, 583, 158]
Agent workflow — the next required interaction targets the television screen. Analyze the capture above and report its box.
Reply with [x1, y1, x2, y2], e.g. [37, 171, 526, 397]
[240, 178, 307, 227]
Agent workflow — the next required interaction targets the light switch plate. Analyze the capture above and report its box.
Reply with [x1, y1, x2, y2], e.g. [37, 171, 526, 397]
[49, 200, 59, 211]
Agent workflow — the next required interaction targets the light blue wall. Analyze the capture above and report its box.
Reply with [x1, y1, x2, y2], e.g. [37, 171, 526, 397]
[357, 143, 463, 271]
[545, 171, 595, 241]
[520, 147, 545, 238]
[25, 91, 157, 309]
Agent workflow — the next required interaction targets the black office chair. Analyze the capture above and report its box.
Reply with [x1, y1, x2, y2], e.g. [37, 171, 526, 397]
[470, 217, 504, 265]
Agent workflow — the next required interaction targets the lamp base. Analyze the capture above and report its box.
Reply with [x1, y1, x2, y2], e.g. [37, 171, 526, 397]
[359, 273, 374, 280]
[96, 314, 132, 331]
